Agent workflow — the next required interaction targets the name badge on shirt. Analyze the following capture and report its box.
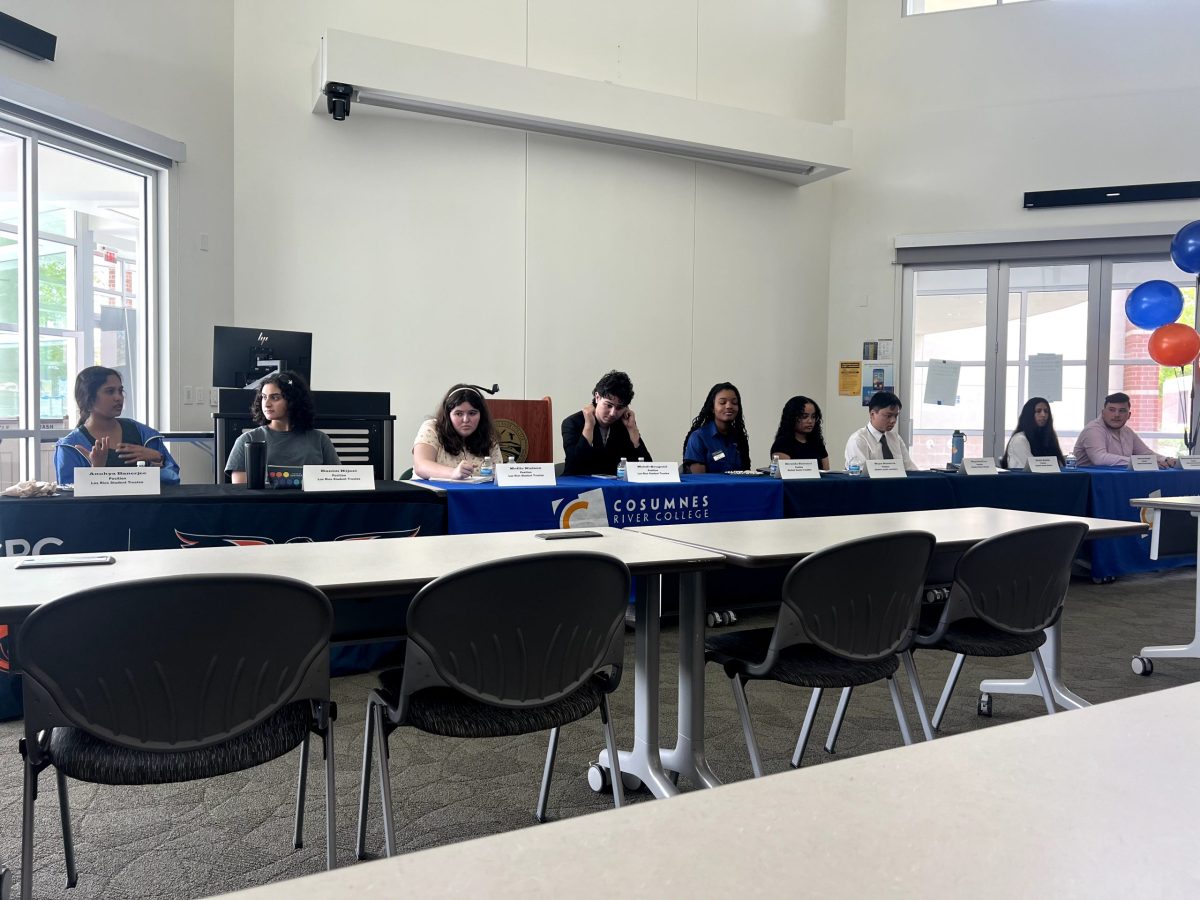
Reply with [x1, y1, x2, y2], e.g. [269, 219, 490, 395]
[1130, 455, 1158, 472]
[712, 451, 726, 462]
[1025, 456, 1061, 473]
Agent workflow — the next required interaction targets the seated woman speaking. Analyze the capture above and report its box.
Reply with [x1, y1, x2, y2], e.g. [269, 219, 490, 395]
[412, 384, 502, 480]
[225, 371, 339, 482]
[682, 382, 751, 474]
[55, 366, 181, 485]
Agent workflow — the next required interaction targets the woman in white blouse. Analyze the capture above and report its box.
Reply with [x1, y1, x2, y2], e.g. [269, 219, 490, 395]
[412, 384, 503, 480]
[1001, 397, 1065, 469]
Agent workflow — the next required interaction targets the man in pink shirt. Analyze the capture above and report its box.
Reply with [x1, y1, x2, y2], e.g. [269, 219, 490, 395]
[1073, 392, 1177, 468]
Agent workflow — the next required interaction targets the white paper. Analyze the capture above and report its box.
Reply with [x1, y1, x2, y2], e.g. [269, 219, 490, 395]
[961, 457, 999, 475]
[864, 460, 907, 479]
[1130, 455, 1158, 472]
[495, 463, 556, 486]
[1178, 456, 1200, 471]
[877, 339, 894, 361]
[74, 468, 161, 497]
[1026, 456, 1061, 474]
[778, 459, 821, 480]
[302, 465, 375, 491]
[923, 360, 961, 406]
[626, 461, 681, 484]
[1027, 353, 1063, 402]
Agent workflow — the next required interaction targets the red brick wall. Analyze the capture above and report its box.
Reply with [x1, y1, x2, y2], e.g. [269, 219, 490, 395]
[1122, 325, 1161, 431]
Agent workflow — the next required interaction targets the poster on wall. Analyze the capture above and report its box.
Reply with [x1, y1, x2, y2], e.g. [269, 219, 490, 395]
[860, 337, 895, 406]
[839, 361, 861, 396]
[923, 359, 962, 406]
[1027, 353, 1064, 402]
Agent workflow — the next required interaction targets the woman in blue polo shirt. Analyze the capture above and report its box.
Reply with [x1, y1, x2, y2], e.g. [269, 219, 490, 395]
[682, 382, 751, 473]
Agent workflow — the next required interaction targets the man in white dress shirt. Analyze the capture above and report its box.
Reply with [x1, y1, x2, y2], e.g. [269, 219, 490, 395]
[844, 391, 918, 471]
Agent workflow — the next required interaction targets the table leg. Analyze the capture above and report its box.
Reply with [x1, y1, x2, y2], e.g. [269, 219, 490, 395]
[978, 622, 1089, 710]
[659, 572, 722, 790]
[597, 574, 678, 799]
[1138, 511, 1200, 663]
[0, 863, 8, 900]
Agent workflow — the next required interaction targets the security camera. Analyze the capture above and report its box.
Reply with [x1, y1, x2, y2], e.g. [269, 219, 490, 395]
[325, 82, 354, 121]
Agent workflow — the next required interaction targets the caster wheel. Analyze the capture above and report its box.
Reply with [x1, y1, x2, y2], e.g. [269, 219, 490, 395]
[706, 612, 719, 628]
[726, 610, 738, 625]
[977, 693, 993, 717]
[1131, 656, 1154, 676]
[587, 763, 610, 793]
[620, 770, 643, 791]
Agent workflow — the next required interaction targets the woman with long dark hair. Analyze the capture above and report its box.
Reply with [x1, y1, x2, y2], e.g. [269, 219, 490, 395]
[769, 395, 829, 470]
[225, 370, 339, 483]
[412, 384, 502, 480]
[54, 366, 181, 485]
[682, 382, 750, 474]
[1002, 397, 1065, 469]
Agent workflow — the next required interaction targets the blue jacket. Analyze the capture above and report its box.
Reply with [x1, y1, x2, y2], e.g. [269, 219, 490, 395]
[54, 419, 181, 485]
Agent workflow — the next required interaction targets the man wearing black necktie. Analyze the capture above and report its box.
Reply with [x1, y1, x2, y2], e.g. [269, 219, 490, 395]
[844, 391, 918, 471]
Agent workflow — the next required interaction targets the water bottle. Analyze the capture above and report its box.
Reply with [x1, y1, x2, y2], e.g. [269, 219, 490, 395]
[848, 460, 862, 477]
[478, 456, 493, 478]
[769, 454, 780, 479]
[1065, 453, 1077, 470]
[616, 457, 628, 480]
[951, 430, 965, 468]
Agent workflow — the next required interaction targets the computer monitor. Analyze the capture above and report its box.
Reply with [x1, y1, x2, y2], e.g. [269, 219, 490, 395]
[212, 326, 313, 388]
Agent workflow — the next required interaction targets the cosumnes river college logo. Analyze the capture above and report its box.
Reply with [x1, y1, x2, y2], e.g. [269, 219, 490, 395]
[553, 487, 712, 528]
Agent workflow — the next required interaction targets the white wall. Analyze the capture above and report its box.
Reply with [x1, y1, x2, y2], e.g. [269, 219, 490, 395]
[827, 0, 1200, 465]
[0, 0, 234, 480]
[233, 0, 846, 471]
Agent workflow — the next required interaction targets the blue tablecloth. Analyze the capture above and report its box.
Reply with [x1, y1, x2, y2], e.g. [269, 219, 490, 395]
[945, 470, 1091, 516]
[436, 474, 783, 534]
[1082, 468, 1200, 579]
[783, 471, 956, 517]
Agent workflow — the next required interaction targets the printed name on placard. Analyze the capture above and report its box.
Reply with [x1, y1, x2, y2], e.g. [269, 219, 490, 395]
[961, 458, 999, 475]
[778, 459, 820, 480]
[495, 463, 556, 487]
[626, 462, 681, 484]
[302, 465, 375, 492]
[864, 460, 906, 479]
[74, 467, 162, 497]
[1025, 456, 1061, 473]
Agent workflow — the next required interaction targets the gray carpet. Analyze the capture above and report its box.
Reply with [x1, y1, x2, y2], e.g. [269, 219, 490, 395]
[2, 568, 1198, 899]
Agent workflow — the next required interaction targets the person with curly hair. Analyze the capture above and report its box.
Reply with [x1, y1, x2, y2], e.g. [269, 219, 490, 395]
[54, 366, 181, 485]
[561, 369, 651, 475]
[769, 395, 829, 470]
[225, 370, 338, 483]
[682, 382, 750, 474]
[412, 384, 503, 480]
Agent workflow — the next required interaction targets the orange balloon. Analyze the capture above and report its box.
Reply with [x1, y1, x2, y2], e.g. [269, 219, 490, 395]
[1148, 323, 1200, 367]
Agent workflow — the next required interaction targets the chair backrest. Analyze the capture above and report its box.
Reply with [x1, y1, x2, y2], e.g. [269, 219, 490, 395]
[401, 552, 629, 709]
[765, 531, 936, 669]
[19, 574, 332, 752]
[947, 521, 1088, 635]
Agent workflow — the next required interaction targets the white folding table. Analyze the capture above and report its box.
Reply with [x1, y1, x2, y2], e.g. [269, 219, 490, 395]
[1129, 494, 1200, 671]
[628, 506, 1146, 790]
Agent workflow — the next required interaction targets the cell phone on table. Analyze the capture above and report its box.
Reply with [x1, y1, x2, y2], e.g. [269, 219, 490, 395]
[16, 554, 115, 569]
[535, 530, 602, 540]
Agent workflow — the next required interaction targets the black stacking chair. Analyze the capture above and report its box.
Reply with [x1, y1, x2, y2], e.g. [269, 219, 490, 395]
[706, 531, 936, 776]
[16, 574, 336, 900]
[916, 521, 1089, 728]
[356, 552, 629, 859]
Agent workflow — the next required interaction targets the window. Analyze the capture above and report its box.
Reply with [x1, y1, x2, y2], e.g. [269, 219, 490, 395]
[901, 247, 1196, 467]
[904, 0, 1035, 15]
[0, 121, 161, 489]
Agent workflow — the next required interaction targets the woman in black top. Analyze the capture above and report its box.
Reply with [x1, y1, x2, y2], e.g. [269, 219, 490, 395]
[769, 395, 829, 470]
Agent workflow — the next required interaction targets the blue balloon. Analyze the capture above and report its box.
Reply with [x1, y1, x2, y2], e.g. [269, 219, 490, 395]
[1125, 280, 1184, 330]
[1172, 220, 1200, 274]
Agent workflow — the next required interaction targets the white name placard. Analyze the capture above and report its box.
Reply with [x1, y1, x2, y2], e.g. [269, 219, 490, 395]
[1025, 456, 1061, 474]
[1130, 455, 1158, 472]
[302, 465, 375, 492]
[961, 457, 999, 476]
[495, 463, 556, 487]
[627, 461, 681, 484]
[778, 459, 821, 480]
[1178, 456, 1200, 471]
[74, 467, 161, 497]
[865, 460, 907, 479]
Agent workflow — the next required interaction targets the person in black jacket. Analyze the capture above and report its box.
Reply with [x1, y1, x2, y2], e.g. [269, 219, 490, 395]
[561, 370, 651, 475]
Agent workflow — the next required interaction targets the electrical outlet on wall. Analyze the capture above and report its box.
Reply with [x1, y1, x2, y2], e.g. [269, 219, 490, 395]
[183, 386, 194, 405]
[209, 388, 218, 406]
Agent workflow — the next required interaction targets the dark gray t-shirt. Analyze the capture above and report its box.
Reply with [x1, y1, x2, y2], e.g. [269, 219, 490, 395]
[225, 426, 340, 472]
